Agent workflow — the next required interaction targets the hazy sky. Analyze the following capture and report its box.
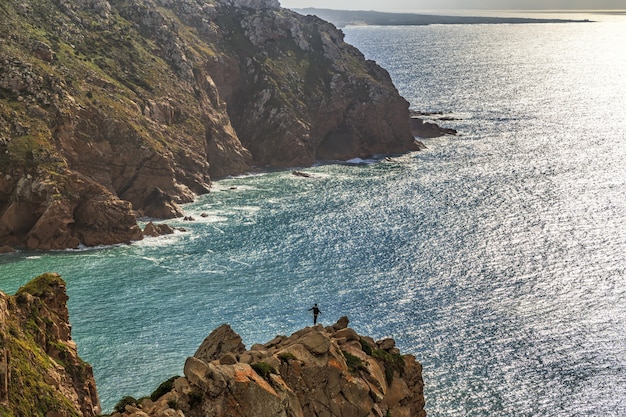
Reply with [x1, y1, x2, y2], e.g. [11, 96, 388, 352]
[280, 0, 626, 11]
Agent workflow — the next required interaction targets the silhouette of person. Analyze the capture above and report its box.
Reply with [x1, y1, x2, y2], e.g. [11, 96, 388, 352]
[309, 303, 321, 325]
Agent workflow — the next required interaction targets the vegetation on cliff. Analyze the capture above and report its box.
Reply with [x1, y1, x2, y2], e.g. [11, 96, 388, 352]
[0, 0, 419, 250]
[0, 273, 100, 417]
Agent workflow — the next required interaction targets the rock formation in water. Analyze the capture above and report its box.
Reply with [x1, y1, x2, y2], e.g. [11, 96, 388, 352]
[111, 318, 426, 417]
[410, 117, 457, 139]
[0, 0, 420, 250]
[0, 273, 100, 416]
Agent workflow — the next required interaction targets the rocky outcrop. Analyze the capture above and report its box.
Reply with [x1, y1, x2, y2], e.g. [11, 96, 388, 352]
[194, 324, 247, 363]
[142, 221, 175, 237]
[0, 171, 143, 250]
[410, 117, 458, 138]
[1, 0, 420, 249]
[207, 6, 420, 167]
[0, 273, 100, 416]
[112, 317, 426, 417]
[0, 274, 427, 416]
[409, 111, 458, 139]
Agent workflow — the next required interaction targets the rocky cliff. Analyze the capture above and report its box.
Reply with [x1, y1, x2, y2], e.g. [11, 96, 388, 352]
[0, 273, 100, 416]
[0, 0, 419, 250]
[111, 318, 426, 417]
[1, 274, 426, 417]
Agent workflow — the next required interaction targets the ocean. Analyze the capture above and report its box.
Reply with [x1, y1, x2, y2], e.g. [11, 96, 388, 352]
[1, 11, 625, 416]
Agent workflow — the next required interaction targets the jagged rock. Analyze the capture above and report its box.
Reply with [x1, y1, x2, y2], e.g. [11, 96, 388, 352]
[331, 315, 350, 331]
[0, 273, 100, 415]
[31, 40, 55, 62]
[142, 221, 175, 237]
[0, 170, 143, 250]
[334, 327, 359, 342]
[410, 117, 458, 138]
[0, 347, 8, 406]
[219, 352, 238, 365]
[0, 245, 14, 254]
[119, 318, 426, 417]
[300, 331, 332, 355]
[141, 188, 184, 220]
[25, 199, 81, 250]
[377, 338, 396, 351]
[73, 190, 144, 247]
[194, 324, 247, 363]
[292, 170, 312, 178]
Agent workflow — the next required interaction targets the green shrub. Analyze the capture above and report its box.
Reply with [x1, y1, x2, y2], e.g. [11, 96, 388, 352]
[372, 349, 405, 385]
[188, 390, 203, 408]
[150, 375, 179, 401]
[114, 396, 138, 413]
[16, 273, 65, 298]
[342, 351, 367, 375]
[278, 352, 297, 363]
[251, 362, 276, 380]
[359, 338, 373, 356]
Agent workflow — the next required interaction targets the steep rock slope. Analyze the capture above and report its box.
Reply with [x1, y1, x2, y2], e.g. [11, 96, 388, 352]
[0, 0, 419, 249]
[0, 273, 100, 416]
[112, 318, 426, 417]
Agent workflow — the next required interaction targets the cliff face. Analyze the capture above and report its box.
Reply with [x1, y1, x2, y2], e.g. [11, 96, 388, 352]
[0, 0, 419, 250]
[112, 318, 426, 417]
[204, 3, 419, 167]
[0, 273, 100, 416]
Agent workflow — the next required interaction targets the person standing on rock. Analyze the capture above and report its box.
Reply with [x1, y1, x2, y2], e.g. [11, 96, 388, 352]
[309, 303, 321, 325]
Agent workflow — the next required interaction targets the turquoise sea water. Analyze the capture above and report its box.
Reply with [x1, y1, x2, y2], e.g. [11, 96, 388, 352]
[2, 12, 626, 416]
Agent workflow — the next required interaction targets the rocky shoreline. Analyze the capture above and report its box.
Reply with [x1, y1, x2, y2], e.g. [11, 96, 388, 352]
[0, 274, 426, 417]
[0, 0, 434, 251]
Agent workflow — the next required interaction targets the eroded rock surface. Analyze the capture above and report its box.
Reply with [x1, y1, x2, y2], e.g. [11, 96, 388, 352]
[113, 317, 426, 417]
[0, 273, 100, 416]
[1, 0, 420, 249]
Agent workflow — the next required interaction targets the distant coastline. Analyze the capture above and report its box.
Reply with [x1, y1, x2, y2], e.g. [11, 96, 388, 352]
[293, 8, 593, 27]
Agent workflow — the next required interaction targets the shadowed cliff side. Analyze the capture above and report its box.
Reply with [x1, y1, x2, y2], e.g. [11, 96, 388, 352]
[0, 0, 419, 250]
[0, 273, 100, 416]
[111, 318, 426, 417]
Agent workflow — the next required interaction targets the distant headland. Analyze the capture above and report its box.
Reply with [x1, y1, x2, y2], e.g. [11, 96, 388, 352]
[292, 8, 593, 27]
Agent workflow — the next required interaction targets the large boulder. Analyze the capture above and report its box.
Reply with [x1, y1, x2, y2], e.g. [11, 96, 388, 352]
[194, 324, 247, 363]
[142, 221, 174, 238]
